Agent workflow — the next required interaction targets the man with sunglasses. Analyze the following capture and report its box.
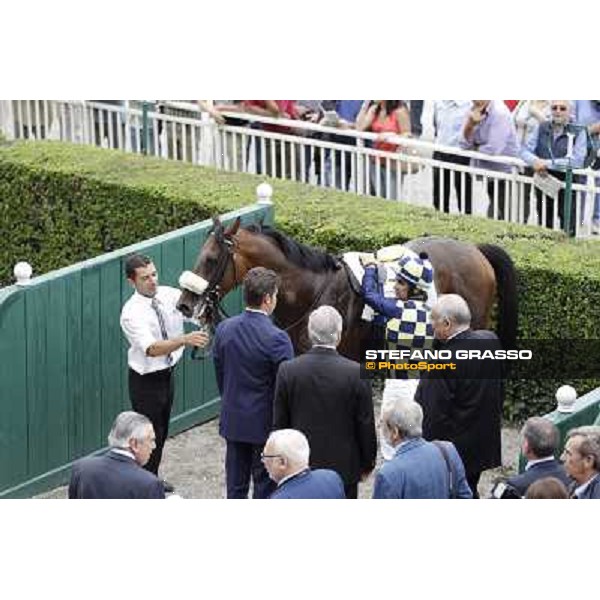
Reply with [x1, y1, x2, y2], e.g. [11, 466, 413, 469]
[520, 100, 586, 234]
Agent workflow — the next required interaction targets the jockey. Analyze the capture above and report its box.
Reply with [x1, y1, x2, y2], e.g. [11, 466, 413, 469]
[361, 250, 436, 460]
[360, 250, 435, 355]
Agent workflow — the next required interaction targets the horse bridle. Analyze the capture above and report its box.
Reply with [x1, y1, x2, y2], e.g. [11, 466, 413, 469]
[185, 228, 240, 358]
[185, 226, 340, 351]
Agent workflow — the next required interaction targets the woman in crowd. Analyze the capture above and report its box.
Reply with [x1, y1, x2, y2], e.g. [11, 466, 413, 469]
[357, 100, 411, 200]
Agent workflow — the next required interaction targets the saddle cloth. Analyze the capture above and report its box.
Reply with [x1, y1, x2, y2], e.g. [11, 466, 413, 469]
[342, 245, 437, 321]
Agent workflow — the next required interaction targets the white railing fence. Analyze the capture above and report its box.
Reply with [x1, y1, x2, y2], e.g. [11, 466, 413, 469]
[1, 100, 598, 237]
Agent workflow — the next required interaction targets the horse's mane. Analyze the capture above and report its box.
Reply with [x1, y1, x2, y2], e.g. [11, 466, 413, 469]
[244, 224, 339, 273]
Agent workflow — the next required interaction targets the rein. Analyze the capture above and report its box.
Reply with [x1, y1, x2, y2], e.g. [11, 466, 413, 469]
[190, 231, 238, 359]
[273, 273, 331, 334]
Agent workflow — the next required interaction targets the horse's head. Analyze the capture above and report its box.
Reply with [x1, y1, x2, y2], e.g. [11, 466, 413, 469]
[176, 216, 243, 321]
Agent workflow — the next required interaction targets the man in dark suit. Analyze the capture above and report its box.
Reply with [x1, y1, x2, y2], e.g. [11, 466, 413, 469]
[68, 411, 165, 499]
[561, 426, 600, 499]
[493, 417, 571, 498]
[264, 429, 345, 499]
[273, 305, 377, 499]
[213, 267, 294, 499]
[415, 294, 505, 498]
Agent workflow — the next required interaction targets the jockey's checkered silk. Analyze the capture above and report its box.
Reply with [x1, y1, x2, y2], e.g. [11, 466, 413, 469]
[386, 298, 433, 350]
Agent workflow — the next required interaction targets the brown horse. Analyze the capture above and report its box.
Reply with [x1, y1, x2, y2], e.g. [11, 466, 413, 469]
[176, 217, 518, 360]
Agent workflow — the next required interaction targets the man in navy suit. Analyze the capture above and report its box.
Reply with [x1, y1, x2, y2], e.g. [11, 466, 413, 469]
[493, 417, 571, 498]
[373, 392, 472, 499]
[213, 267, 294, 499]
[68, 411, 165, 499]
[561, 426, 600, 499]
[264, 429, 345, 499]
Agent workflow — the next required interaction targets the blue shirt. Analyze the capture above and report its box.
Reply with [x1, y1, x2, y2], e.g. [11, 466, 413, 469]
[520, 121, 587, 170]
[459, 101, 519, 172]
[335, 100, 365, 124]
[433, 100, 472, 147]
[574, 100, 600, 131]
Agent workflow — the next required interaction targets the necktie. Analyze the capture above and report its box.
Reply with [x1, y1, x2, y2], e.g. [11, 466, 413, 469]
[151, 297, 173, 367]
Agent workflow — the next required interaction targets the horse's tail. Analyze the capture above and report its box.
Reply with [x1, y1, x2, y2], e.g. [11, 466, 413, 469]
[477, 244, 518, 350]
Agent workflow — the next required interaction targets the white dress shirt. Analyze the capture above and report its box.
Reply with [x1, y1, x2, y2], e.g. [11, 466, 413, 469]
[120, 286, 185, 375]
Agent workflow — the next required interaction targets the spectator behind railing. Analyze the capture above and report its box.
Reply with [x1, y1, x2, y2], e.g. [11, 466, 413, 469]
[432, 100, 473, 214]
[241, 100, 301, 179]
[574, 100, 600, 235]
[513, 100, 551, 225]
[408, 100, 424, 138]
[357, 100, 412, 200]
[460, 100, 519, 220]
[513, 100, 551, 146]
[322, 100, 365, 192]
[295, 100, 329, 184]
[519, 100, 586, 234]
[197, 100, 244, 126]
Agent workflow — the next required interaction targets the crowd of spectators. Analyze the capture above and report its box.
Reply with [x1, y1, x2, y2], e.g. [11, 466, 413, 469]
[196, 99, 600, 234]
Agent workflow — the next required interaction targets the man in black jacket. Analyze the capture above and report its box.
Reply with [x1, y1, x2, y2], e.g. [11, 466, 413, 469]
[273, 305, 377, 499]
[415, 294, 505, 498]
[493, 417, 571, 498]
[69, 411, 165, 499]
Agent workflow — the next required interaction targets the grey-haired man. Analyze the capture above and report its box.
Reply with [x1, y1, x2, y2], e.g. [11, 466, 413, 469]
[69, 411, 165, 499]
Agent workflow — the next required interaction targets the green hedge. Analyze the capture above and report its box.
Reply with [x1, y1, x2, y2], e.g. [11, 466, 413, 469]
[1, 140, 599, 421]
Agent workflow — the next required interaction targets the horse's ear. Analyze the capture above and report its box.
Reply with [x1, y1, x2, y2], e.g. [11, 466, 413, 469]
[212, 216, 221, 228]
[227, 217, 241, 236]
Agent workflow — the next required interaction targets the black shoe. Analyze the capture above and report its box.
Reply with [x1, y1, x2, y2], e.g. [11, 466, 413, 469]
[161, 480, 175, 493]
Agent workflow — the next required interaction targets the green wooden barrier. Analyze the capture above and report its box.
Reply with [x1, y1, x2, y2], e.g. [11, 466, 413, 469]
[517, 386, 600, 472]
[0, 202, 274, 498]
[545, 387, 600, 448]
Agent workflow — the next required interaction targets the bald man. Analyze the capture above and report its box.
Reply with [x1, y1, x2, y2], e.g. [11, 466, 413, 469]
[263, 429, 345, 499]
[415, 294, 505, 498]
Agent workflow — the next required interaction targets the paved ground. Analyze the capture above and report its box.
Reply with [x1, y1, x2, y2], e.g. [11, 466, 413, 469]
[37, 386, 521, 500]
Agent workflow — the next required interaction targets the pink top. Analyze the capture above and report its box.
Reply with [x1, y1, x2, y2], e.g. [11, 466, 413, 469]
[371, 110, 404, 153]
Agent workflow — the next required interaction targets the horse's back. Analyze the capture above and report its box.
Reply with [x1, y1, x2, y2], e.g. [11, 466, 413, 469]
[406, 237, 496, 329]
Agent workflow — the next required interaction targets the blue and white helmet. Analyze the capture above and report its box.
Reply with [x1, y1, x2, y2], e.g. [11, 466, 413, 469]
[395, 252, 434, 291]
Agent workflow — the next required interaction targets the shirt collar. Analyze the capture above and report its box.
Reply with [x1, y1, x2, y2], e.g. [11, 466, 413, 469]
[134, 290, 156, 304]
[245, 307, 269, 316]
[525, 456, 555, 470]
[278, 467, 309, 487]
[312, 344, 337, 350]
[574, 473, 599, 498]
[111, 448, 136, 461]
[447, 326, 469, 341]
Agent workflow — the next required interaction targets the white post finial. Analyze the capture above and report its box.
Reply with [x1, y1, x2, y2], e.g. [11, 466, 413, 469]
[556, 385, 577, 413]
[256, 182, 273, 205]
[14, 261, 33, 286]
